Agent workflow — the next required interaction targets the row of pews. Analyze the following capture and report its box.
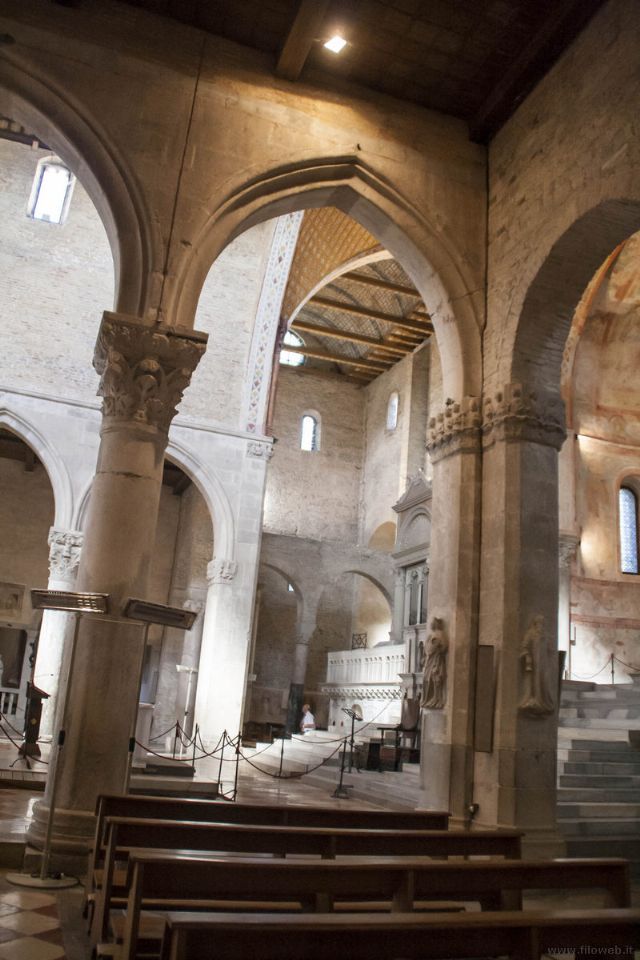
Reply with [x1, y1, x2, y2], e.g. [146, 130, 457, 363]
[85, 793, 640, 960]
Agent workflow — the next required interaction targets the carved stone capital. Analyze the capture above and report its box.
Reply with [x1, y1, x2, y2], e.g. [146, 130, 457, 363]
[427, 396, 482, 463]
[246, 440, 274, 460]
[482, 382, 566, 451]
[558, 533, 580, 568]
[93, 312, 207, 434]
[48, 527, 83, 581]
[207, 558, 238, 586]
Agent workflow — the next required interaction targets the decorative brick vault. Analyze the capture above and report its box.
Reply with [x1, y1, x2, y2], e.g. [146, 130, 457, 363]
[94, 313, 207, 434]
[427, 382, 567, 461]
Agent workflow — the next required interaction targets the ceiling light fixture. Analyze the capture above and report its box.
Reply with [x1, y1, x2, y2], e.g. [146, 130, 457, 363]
[324, 35, 347, 54]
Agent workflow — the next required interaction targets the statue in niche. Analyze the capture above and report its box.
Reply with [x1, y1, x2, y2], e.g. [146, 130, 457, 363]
[421, 617, 448, 709]
[518, 614, 554, 717]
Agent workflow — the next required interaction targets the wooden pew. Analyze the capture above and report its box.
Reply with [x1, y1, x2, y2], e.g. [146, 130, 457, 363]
[92, 817, 522, 945]
[159, 908, 640, 960]
[107, 851, 633, 959]
[86, 793, 449, 911]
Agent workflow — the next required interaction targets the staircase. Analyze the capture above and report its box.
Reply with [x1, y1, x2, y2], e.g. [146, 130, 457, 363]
[557, 679, 640, 876]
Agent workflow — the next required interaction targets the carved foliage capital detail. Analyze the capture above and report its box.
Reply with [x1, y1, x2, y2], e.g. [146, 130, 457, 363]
[207, 558, 238, 585]
[93, 313, 206, 434]
[427, 396, 482, 462]
[48, 527, 83, 580]
[482, 382, 566, 450]
[246, 441, 274, 461]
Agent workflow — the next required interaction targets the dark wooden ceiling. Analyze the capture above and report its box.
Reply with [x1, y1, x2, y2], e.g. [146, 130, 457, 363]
[79, 0, 607, 141]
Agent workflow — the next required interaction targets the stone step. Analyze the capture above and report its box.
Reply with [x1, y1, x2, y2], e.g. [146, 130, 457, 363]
[558, 817, 640, 836]
[567, 738, 638, 753]
[558, 717, 640, 730]
[558, 728, 630, 742]
[562, 760, 640, 776]
[557, 787, 640, 803]
[560, 748, 640, 764]
[558, 802, 640, 819]
[558, 773, 640, 789]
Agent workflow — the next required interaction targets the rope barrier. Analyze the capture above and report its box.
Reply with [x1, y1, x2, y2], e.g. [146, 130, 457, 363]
[613, 653, 640, 672]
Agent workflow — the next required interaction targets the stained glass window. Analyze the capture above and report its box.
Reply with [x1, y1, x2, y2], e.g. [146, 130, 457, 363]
[619, 486, 639, 574]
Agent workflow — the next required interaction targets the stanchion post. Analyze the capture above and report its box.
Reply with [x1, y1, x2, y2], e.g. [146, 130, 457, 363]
[611, 652, 615, 684]
[217, 730, 226, 788]
[123, 621, 150, 794]
[233, 730, 241, 801]
[278, 735, 285, 778]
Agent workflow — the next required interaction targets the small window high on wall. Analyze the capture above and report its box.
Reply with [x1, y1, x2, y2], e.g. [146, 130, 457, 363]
[386, 391, 399, 431]
[619, 485, 639, 574]
[28, 156, 76, 225]
[300, 414, 320, 452]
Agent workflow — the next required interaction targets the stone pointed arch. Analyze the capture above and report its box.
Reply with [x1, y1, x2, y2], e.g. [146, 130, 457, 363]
[172, 158, 482, 399]
[0, 406, 72, 528]
[339, 568, 393, 609]
[511, 199, 640, 397]
[0, 50, 152, 317]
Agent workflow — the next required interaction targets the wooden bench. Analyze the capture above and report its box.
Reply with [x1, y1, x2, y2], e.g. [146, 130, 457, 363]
[158, 908, 640, 960]
[86, 793, 449, 911]
[92, 817, 522, 946]
[104, 851, 633, 960]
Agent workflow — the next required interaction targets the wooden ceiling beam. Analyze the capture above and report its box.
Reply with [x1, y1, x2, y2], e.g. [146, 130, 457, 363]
[275, 0, 331, 81]
[469, 0, 606, 142]
[309, 295, 433, 334]
[292, 319, 410, 355]
[282, 345, 391, 372]
[341, 271, 422, 299]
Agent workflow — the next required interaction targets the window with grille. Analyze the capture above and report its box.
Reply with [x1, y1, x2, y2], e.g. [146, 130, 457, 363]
[619, 485, 639, 574]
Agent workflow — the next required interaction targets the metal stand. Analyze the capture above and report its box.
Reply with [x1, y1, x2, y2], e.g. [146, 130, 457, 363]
[332, 738, 351, 799]
[123, 622, 150, 793]
[343, 707, 361, 774]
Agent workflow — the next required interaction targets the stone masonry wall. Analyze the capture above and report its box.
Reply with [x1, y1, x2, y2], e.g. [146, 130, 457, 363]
[486, 0, 640, 392]
[264, 367, 365, 543]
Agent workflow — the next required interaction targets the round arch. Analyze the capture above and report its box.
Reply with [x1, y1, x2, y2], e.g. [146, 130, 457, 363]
[0, 50, 152, 316]
[511, 199, 640, 397]
[0, 407, 72, 529]
[171, 159, 482, 399]
[75, 439, 235, 561]
[339, 568, 393, 609]
[260, 562, 301, 600]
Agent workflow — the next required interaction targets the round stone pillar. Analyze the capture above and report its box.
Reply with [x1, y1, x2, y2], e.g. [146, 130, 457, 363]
[27, 311, 206, 856]
[34, 527, 83, 738]
[474, 381, 566, 857]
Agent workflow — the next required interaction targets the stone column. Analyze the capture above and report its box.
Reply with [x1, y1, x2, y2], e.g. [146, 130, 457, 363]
[421, 397, 482, 820]
[474, 382, 566, 857]
[285, 614, 316, 735]
[558, 534, 579, 678]
[27, 312, 206, 856]
[194, 558, 240, 741]
[154, 595, 205, 736]
[34, 527, 83, 738]
[389, 567, 405, 644]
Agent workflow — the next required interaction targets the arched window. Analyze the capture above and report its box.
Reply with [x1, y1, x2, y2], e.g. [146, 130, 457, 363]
[300, 414, 320, 452]
[280, 330, 305, 367]
[27, 156, 76, 225]
[619, 485, 639, 574]
[386, 391, 399, 430]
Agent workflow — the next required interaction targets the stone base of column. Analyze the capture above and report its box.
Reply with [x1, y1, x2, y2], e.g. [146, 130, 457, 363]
[25, 800, 96, 874]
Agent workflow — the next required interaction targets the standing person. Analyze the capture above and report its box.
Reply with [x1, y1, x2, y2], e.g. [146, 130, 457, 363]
[300, 703, 316, 734]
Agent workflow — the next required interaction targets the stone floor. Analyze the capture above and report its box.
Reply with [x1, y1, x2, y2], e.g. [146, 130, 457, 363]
[0, 738, 637, 959]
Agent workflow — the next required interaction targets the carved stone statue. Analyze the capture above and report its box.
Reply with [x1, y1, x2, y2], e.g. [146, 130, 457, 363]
[518, 614, 554, 717]
[421, 617, 448, 709]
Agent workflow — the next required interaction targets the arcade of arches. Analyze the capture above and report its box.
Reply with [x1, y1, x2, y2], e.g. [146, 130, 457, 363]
[0, 0, 639, 862]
